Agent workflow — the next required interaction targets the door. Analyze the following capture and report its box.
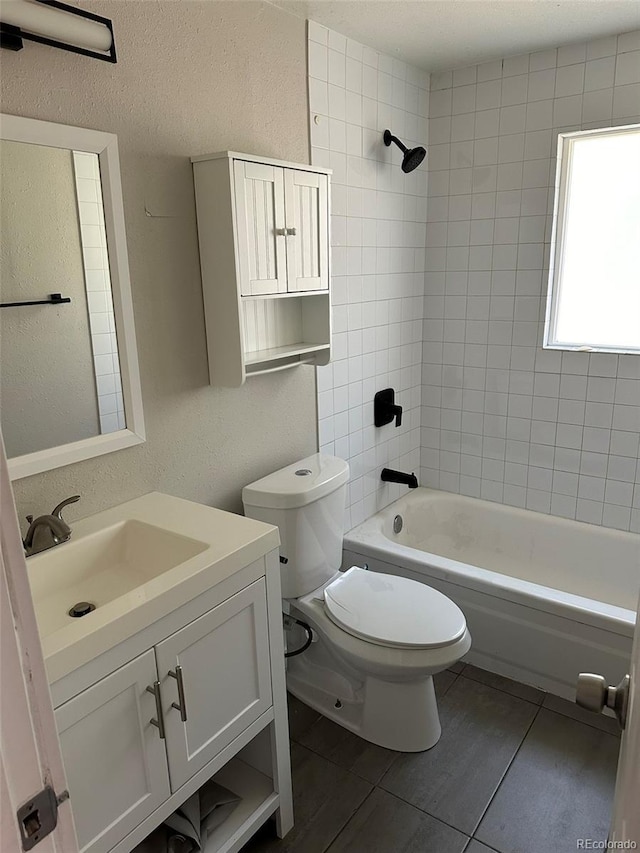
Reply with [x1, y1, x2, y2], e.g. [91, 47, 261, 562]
[234, 161, 287, 296]
[1, 437, 78, 853]
[155, 579, 272, 791]
[284, 169, 329, 292]
[610, 588, 640, 844]
[54, 651, 171, 853]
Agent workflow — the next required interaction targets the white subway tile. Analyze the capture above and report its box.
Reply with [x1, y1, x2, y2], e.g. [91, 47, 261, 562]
[530, 48, 557, 72]
[503, 54, 529, 77]
[612, 82, 640, 118]
[617, 30, 640, 53]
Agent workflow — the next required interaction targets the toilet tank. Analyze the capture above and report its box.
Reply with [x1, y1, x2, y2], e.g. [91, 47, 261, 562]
[242, 454, 349, 599]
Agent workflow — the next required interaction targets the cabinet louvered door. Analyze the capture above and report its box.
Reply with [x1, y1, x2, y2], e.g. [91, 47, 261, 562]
[284, 169, 329, 292]
[234, 161, 287, 295]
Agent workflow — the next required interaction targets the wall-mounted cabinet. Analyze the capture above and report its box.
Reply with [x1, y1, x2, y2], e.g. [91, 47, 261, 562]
[191, 152, 331, 386]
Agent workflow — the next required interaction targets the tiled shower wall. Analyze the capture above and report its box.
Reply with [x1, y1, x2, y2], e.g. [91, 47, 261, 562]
[308, 22, 430, 530]
[420, 30, 640, 532]
[72, 151, 125, 434]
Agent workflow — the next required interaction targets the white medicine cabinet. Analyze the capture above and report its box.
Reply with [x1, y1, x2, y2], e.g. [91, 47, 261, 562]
[191, 152, 332, 386]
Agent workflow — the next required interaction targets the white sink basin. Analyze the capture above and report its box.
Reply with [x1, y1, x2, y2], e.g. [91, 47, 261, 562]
[26, 492, 279, 683]
[28, 520, 208, 638]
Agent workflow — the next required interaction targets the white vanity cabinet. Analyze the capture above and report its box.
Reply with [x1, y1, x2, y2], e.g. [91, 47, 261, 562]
[55, 650, 171, 853]
[191, 151, 332, 385]
[156, 580, 273, 791]
[49, 547, 292, 853]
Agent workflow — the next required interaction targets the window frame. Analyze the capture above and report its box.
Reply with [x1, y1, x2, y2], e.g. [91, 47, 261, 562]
[543, 122, 640, 356]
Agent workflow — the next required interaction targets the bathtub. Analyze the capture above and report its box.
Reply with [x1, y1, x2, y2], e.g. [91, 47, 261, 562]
[343, 489, 640, 700]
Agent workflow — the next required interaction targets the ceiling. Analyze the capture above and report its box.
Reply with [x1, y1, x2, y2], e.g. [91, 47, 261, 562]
[269, 0, 640, 71]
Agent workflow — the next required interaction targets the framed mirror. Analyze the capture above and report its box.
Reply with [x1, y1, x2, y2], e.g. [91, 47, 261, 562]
[0, 114, 145, 480]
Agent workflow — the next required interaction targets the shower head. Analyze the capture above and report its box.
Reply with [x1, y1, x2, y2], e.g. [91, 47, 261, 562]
[383, 129, 426, 173]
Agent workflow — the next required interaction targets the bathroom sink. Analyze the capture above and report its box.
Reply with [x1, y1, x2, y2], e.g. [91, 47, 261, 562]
[25, 492, 279, 683]
[28, 520, 209, 638]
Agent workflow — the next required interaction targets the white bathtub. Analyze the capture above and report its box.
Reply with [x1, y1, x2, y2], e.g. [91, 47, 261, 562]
[343, 488, 640, 700]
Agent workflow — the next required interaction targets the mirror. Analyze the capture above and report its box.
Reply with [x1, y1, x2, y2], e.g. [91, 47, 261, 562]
[0, 115, 144, 479]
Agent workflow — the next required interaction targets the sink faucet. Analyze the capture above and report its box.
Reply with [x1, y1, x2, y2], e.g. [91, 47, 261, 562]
[23, 495, 81, 557]
[381, 468, 419, 489]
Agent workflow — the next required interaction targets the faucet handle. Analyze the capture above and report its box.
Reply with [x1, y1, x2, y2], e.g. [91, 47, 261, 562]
[51, 495, 80, 521]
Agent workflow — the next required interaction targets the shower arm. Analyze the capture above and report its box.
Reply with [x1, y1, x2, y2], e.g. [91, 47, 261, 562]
[383, 130, 408, 153]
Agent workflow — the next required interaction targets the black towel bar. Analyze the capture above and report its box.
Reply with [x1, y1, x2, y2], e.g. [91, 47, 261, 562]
[0, 292, 72, 308]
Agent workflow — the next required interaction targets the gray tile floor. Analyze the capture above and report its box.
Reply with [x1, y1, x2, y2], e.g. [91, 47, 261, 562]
[242, 663, 621, 853]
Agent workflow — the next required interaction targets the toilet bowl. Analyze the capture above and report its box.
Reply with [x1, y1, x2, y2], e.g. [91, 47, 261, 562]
[287, 568, 470, 751]
[242, 454, 471, 752]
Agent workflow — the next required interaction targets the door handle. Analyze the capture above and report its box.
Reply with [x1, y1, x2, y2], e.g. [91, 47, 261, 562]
[275, 228, 287, 236]
[286, 227, 297, 236]
[146, 681, 166, 738]
[168, 665, 188, 722]
[576, 673, 630, 729]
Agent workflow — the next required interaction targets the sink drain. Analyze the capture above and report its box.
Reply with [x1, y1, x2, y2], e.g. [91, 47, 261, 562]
[68, 602, 96, 618]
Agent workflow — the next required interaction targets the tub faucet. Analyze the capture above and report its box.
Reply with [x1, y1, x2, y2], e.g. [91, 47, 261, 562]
[381, 468, 418, 489]
[23, 495, 80, 557]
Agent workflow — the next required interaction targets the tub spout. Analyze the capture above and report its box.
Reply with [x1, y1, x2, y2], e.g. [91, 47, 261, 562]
[381, 468, 418, 489]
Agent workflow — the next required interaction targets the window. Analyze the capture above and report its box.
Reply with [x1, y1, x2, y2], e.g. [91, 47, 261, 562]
[544, 124, 640, 354]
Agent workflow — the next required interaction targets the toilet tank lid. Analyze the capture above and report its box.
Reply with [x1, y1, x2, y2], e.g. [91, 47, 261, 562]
[242, 454, 349, 509]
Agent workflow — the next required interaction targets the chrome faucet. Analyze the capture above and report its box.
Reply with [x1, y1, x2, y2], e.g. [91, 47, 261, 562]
[23, 495, 81, 557]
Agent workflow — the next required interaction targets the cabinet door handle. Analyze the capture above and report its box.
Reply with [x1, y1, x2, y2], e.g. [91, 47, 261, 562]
[146, 681, 165, 739]
[168, 666, 188, 722]
[286, 227, 297, 236]
[275, 228, 287, 236]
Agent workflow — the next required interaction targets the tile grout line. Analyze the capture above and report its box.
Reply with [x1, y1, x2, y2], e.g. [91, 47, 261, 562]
[541, 704, 621, 740]
[321, 785, 377, 853]
[369, 783, 474, 842]
[293, 730, 475, 845]
[459, 665, 621, 737]
[468, 702, 544, 841]
[457, 668, 545, 707]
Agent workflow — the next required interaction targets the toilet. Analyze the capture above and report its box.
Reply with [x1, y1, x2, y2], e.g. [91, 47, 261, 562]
[242, 453, 471, 752]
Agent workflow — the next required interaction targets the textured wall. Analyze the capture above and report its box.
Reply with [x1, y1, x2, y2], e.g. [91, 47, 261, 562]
[1, 1, 317, 524]
[0, 141, 99, 456]
[307, 22, 429, 531]
[421, 30, 640, 532]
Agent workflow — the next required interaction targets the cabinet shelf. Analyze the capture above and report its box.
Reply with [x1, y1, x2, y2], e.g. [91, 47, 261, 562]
[202, 758, 278, 853]
[245, 342, 330, 366]
[242, 289, 328, 301]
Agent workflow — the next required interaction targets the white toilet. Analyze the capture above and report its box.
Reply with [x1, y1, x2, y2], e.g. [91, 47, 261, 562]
[242, 453, 471, 752]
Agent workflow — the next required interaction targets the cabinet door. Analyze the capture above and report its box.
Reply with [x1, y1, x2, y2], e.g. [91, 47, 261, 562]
[55, 650, 170, 853]
[284, 169, 329, 292]
[234, 161, 287, 296]
[156, 579, 273, 791]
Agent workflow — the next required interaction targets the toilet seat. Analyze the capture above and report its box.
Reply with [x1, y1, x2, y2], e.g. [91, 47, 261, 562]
[324, 567, 467, 650]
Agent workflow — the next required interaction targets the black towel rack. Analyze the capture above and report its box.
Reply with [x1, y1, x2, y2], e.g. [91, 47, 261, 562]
[0, 292, 72, 308]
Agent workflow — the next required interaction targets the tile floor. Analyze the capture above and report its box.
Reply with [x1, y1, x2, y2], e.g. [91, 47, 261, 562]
[242, 663, 621, 853]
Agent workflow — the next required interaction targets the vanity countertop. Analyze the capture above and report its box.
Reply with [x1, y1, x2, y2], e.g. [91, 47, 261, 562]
[27, 492, 279, 683]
